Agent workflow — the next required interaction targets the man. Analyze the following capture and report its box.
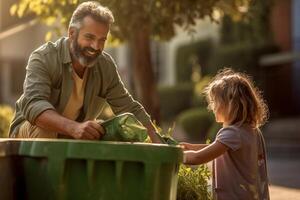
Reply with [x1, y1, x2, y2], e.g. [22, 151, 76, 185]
[9, 1, 159, 142]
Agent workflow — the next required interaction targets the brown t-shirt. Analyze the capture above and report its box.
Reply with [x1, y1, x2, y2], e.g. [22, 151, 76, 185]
[214, 125, 270, 200]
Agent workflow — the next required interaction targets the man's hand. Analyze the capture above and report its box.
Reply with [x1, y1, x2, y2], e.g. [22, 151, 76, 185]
[35, 110, 105, 140]
[70, 120, 105, 140]
[144, 123, 163, 143]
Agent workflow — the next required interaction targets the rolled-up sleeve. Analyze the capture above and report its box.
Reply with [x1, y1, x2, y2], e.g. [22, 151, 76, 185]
[104, 57, 151, 126]
[19, 52, 55, 124]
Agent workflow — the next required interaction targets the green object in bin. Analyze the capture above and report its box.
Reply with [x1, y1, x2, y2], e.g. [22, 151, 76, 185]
[161, 135, 179, 145]
[154, 132, 179, 146]
[101, 113, 148, 142]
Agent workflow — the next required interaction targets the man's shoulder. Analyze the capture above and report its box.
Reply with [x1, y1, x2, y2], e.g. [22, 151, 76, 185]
[33, 37, 66, 56]
[96, 51, 117, 71]
[100, 51, 115, 63]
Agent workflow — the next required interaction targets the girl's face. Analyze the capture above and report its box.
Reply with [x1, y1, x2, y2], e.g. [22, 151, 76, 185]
[210, 93, 227, 125]
[213, 103, 226, 124]
[215, 109, 225, 123]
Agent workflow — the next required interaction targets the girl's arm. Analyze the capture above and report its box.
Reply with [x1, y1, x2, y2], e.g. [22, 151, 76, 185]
[180, 142, 209, 151]
[183, 141, 228, 165]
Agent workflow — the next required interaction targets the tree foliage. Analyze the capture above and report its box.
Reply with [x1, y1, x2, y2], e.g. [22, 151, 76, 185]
[220, 0, 274, 45]
[11, 0, 251, 42]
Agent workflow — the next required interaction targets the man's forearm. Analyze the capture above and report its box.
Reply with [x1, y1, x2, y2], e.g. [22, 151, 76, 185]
[35, 109, 78, 137]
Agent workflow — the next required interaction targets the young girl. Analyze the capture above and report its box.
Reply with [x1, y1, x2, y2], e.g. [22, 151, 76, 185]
[181, 68, 270, 200]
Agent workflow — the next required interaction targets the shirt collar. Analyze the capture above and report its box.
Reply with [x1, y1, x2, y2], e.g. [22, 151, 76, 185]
[62, 37, 72, 64]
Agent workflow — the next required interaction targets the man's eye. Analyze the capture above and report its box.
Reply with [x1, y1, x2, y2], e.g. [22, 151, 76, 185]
[85, 36, 94, 40]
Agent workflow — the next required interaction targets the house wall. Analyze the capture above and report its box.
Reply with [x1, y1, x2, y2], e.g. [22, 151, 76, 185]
[292, 0, 300, 114]
[0, 24, 48, 59]
[0, 23, 49, 105]
[266, 0, 293, 117]
[271, 0, 292, 51]
[264, 0, 300, 117]
[0, 0, 51, 104]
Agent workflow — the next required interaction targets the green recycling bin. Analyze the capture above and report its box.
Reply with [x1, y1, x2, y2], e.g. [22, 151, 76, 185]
[0, 139, 182, 200]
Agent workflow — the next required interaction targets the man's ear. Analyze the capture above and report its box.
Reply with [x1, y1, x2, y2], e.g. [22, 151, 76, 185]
[68, 27, 76, 40]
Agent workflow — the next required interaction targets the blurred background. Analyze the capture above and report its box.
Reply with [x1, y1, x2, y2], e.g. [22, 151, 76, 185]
[0, 0, 300, 199]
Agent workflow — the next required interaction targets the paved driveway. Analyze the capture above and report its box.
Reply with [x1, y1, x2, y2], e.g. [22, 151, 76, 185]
[268, 156, 300, 200]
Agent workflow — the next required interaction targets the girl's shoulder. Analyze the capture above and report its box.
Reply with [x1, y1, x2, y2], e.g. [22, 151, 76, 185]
[216, 125, 242, 151]
[218, 124, 256, 135]
[217, 125, 240, 135]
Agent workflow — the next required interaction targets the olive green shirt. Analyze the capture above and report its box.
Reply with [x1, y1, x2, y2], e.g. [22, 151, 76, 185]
[9, 37, 151, 137]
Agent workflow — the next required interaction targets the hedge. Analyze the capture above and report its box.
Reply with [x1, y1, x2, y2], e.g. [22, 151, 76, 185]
[207, 42, 279, 77]
[175, 39, 214, 83]
[206, 122, 222, 142]
[158, 83, 194, 121]
[176, 108, 215, 142]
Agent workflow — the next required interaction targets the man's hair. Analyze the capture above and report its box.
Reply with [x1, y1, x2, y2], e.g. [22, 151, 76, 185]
[204, 68, 269, 128]
[69, 1, 114, 30]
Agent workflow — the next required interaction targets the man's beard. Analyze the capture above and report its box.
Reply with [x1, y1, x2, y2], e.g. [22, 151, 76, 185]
[70, 34, 101, 68]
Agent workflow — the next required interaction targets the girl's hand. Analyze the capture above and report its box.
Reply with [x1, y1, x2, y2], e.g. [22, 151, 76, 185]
[179, 142, 193, 151]
[183, 141, 229, 165]
[183, 150, 197, 164]
[180, 142, 208, 151]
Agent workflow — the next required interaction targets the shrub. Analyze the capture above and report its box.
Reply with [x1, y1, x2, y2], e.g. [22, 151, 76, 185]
[158, 83, 194, 121]
[177, 108, 215, 142]
[0, 105, 14, 138]
[191, 76, 212, 108]
[175, 39, 214, 83]
[206, 122, 222, 142]
[177, 164, 212, 200]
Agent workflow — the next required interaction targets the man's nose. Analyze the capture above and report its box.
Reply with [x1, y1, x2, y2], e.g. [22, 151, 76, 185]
[91, 41, 101, 51]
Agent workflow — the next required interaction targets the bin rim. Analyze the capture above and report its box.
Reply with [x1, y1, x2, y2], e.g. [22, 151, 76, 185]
[0, 139, 183, 163]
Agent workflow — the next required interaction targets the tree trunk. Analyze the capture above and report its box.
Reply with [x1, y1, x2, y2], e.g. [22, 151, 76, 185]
[130, 28, 160, 123]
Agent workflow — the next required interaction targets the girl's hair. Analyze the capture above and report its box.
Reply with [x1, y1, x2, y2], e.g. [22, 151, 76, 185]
[204, 68, 269, 128]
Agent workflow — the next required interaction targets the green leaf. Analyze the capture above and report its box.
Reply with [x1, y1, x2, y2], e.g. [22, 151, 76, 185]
[10, 4, 18, 16]
[45, 31, 52, 41]
[44, 16, 57, 26]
